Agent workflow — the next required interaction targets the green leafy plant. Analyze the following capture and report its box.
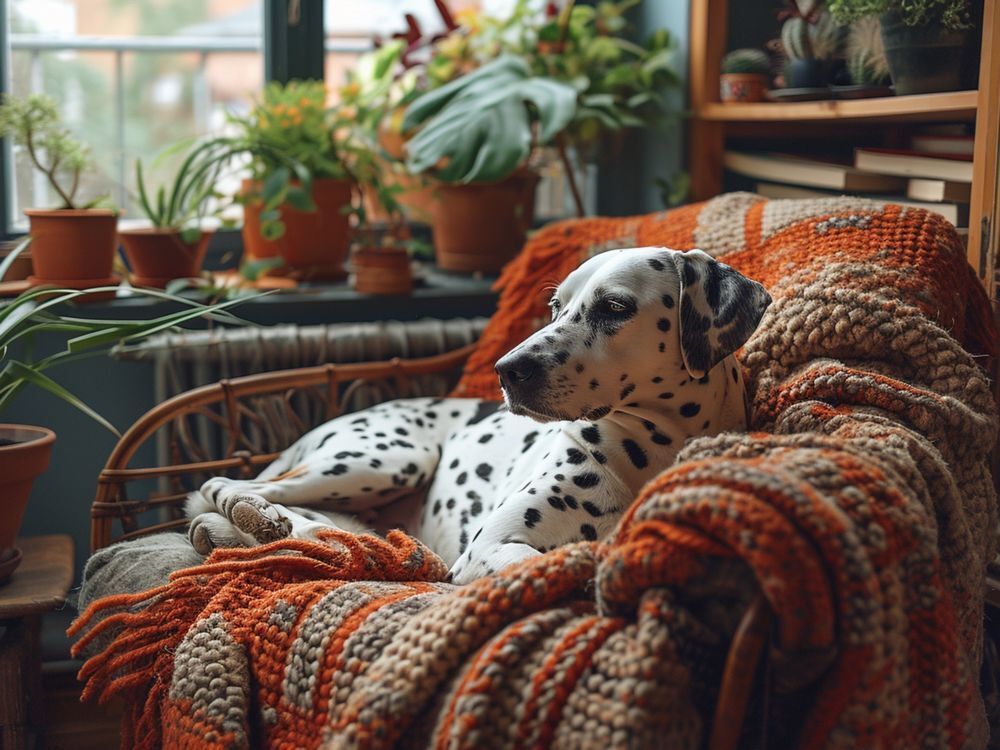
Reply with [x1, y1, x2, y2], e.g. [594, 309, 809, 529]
[721, 48, 772, 74]
[402, 55, 577, 184]
[0, 93, 108, 210]
[0, 241, 253, 435]
[827, 0, 975, 29]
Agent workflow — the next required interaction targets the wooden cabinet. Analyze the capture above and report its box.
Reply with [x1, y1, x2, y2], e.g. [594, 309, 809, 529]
[687, 0, 999, 302]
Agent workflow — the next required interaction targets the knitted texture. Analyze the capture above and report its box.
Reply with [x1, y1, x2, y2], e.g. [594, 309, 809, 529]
[70, 194, 999, 749]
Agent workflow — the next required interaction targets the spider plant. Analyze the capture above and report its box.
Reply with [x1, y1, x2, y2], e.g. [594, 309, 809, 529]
[0, 245, 254, 435]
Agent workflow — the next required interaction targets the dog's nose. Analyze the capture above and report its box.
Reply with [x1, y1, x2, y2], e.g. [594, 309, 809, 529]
[496, 355, 539, 387]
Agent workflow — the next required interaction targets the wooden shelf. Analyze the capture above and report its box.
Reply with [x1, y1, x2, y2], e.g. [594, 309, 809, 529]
[697, 90, 978, 123]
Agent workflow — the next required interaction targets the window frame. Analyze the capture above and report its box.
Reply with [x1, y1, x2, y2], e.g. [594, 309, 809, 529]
[0, 0, 326, 241]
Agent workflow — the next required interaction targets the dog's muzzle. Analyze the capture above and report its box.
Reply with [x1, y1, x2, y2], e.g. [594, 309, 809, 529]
[495, 352, 546, 412]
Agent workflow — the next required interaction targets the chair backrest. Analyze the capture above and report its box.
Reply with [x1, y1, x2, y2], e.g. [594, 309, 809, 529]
[91, 345, 475, 551]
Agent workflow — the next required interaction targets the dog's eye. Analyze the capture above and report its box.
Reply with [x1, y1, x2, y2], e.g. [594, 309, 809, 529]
[603, 298, 628, 314]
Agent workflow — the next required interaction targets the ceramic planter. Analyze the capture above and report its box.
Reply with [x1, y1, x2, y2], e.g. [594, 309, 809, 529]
[242, 178, 353, 280]
[879, 11, 970, 95]
[119, 228, 213, 288]
[431, 173, 540, 274]
[785, 59, 829, 88]
[351, 246, 412, 295]
[720, 73, 768, 102]
[0, 425, 55, 583]
[24, 208, 118, 287]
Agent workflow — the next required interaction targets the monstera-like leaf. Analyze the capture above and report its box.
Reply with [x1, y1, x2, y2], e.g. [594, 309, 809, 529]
[402, 56, 578, 184]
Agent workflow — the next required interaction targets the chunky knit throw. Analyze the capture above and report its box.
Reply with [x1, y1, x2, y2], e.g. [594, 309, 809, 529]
[70, 194, 999, 749]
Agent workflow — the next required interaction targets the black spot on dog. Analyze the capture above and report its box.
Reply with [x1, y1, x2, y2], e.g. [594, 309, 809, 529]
[662, 293, 675, 309]
[375, 443, 389, 451]
[564, 494, 579, 509]
[548, 495, 566, 511]
[580, 523, 597, 541]
[401, 462, 419, 475]
[375, 431, 386, 438]
[683, 262, 700, 287]
[658, 392, 674, 399]
[732, 366, 739, 382]
[652, 376, 663, 384]
[350, 417, 368, 425]
[471, 499, 483, 515]
[456, 472, 468, 485]
[323, 463, 349, 476]
[620, 383, 635, 400]
[566, 448, 586, 464]
[554, 350, 570, 365]
[659, 342, 666, 353]
[478, 433, 493, 444]
[651, 432, 673, 445]
[433, 500, 442, 515]
[573, 472, 600, 488]
[589, 378, 600, 390]
[657, 318, 671, 332]
[395, 427, 409, 436]
[476, 463, 493, 481]
[648, 258, 665, 271]
[680, 402, 702, 418]
[447, 498, 456, 510]
[459, 530, 468, 551]
[524, 508, 542, 528]
[449, 459, 460, 469]
[582, 501, 603, 517]
[394, 440, 415, 449]
[334, 451, 364, 459]
[592, 450, 607, 464]
[702, 419, 710, 430]
[370, 458, 382, 468]
[317, 431, 338, 448]
[575, 363, 585, 374]
[571, 311, 582, 323]
[581, 425, 601, 444]
[554, 473, 565, 481]
[622, 439, 648, 469]
[619, 373, 628, 382]
[468, 401, 501, 426]
[680, 297, 713, 374]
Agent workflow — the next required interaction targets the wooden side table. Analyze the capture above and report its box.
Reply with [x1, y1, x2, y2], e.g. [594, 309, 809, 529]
[0, 535, 74, 749]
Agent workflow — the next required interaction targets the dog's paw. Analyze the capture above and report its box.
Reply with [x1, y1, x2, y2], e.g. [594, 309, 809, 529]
[189, 511, 250, 555]
[226, 493, 293, 544]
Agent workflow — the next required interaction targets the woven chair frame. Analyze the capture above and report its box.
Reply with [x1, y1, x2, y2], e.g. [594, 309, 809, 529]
[90, 341, 773, 750]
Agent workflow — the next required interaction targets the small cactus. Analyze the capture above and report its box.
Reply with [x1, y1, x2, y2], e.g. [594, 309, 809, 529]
[846, 16, 890, 84]
[781, 8, 842, 61]
[721, 48, 771, 75]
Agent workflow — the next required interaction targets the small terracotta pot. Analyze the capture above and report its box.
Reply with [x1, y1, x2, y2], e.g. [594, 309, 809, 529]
[720, 73, 768, 102]
[0, 425, 55, 583]
[25, 209, 118, 283]
[242, 178, 353, 280]
[351, 246, 412, 295]
[0, 243, 32, 282]
[431, 173, 539, 273]
[119, 228, 214, 288]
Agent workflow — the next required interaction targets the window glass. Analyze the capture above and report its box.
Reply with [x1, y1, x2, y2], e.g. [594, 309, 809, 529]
[8, 0, 262, 223]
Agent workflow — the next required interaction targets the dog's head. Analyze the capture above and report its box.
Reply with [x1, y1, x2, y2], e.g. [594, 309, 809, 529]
[495, 247, 771, 422]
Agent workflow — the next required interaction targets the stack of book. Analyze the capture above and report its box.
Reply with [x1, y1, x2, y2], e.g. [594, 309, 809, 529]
[725, 129, 973, 237]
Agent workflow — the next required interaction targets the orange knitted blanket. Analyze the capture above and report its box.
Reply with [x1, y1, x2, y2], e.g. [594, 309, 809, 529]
[70, 194, 999, 749]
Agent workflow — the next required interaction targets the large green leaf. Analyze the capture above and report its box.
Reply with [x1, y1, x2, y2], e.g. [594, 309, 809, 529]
[403, 56, 577, 183]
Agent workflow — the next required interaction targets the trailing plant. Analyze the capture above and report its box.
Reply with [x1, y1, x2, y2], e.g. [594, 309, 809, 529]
[0, 93, 109, 210]
[827, 0, 975, 29]
[0, 244, 253, 435]
[721, 48, 772, 74]
[845, 16, 892, 84]
[402, 55, 577, 184]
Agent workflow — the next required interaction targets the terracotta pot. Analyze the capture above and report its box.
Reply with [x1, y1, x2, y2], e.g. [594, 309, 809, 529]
[24, 209, 118, 283]
[241, 178, 354, 280]
[720, 73, 768, 103]
[0, 242, 32, 282]
[431, 173, 540, 273]
[351, 247, 412, 295]
[0, 425, 55, 583]
[119, 228, 214, 288]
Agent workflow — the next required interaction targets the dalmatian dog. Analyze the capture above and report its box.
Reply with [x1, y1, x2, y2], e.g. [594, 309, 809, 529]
[186, 247, 771, 584]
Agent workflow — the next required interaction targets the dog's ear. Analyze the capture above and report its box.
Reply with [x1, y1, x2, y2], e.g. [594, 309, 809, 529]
[668, 249, 771, 378]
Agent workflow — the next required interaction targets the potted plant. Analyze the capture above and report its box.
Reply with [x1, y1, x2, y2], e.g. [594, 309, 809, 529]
[117, 142, 231, 288]
[827, 0, 976, 94]
[402, 55, 577, 273]
[0, 94, 118, 287]
[780, 1, 844, 89]
[720, 49, 772, 102]
[231, 81, 357, 280]
[0, 257, 249, 582]
[844, 17, 893, 89]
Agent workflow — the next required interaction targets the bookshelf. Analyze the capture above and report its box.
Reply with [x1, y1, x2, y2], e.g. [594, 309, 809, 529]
[687, 0, 1000, 303]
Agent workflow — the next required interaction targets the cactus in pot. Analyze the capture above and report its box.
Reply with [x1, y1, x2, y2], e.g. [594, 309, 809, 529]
[719, 49, 772, 102]
[780, 0, 844, 87]
[845, 16, 892, 85]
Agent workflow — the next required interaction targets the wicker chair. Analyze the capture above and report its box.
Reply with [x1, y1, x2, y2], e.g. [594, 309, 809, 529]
[89, 340, 772, 750]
